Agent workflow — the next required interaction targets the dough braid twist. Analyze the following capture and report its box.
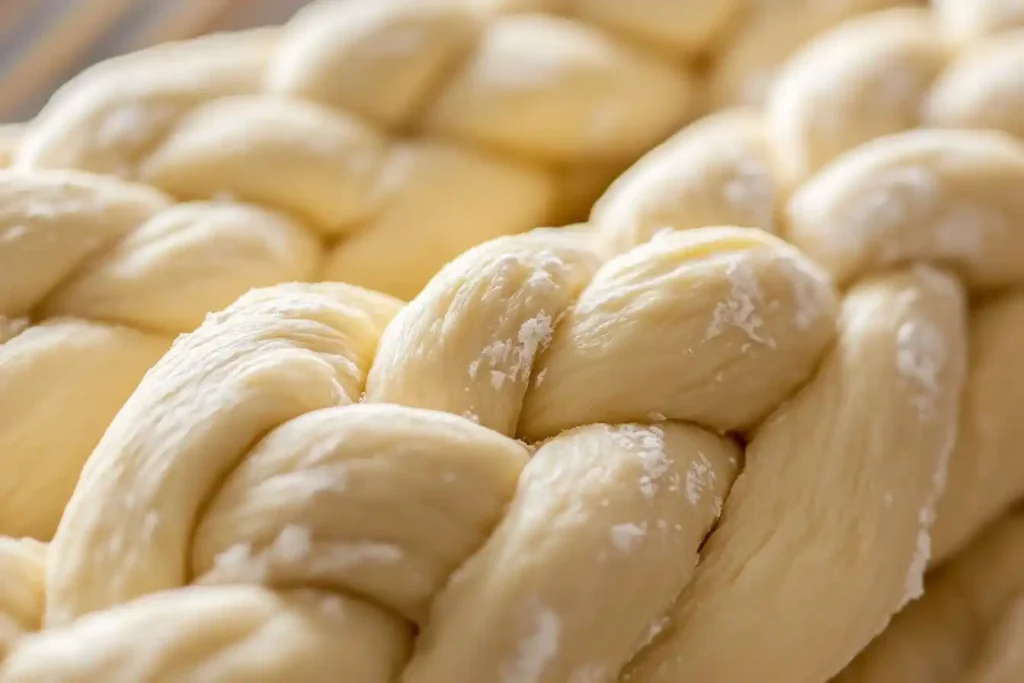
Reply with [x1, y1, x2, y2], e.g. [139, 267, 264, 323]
[592, 0, 1024, 568]
[0, 1, 1021, 679]
[582, 1, 1024, 678]
[0, 0, 913, 541]
[7, 219, 929, 683]
[833, 506, 1024, 683]
[6, 0, 915, 296]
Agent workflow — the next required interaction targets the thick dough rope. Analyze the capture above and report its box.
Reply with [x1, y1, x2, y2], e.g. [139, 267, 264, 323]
[6, 0, 914, 298]
[0, 219, 969, 683]
[0, 0, 913, 542]
[0, 126, 19, 168]
[590, 0, 1024, 568]
[0, 540, 45, 662]
[833, 507, 1024, 683]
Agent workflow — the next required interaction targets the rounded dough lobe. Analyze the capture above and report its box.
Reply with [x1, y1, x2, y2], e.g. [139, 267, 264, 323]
[930, 290, 1024, 563]
[266, 0, 485, 128]
[43, 283, 403, 624]
[766, 7, 951, 182]
[421, 14, 696, 164]
[0, 586, 411, 683]
[140, 96, 388, 234]
[624, 265, 968, 683]
[591, 110, 781, 253]
[191, 403, 530, 623]
[0, 321, 170, 538]
[39, 201, 322, 334]
[403, 422, 740, 683]
[924, 29, 1024, 140]
[0, 538, 46, 659]
[786, 129, 1024, 290]
[366, 229, 601, 436]
[322, 141, 556, 300]
[519, 227, 839, 440]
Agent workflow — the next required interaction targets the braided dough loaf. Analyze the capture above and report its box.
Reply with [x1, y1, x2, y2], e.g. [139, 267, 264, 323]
[592, 0, 1024, 568]
[0, 0, 911, 542]
[1, 0, 1023, 679]
[0, 219, 961, 682]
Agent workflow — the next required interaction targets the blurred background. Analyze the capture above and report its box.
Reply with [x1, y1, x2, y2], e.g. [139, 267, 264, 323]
[0, 0, 317, 123]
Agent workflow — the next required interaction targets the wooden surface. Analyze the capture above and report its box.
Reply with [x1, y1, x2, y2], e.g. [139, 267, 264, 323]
[0, 0, 316, 123]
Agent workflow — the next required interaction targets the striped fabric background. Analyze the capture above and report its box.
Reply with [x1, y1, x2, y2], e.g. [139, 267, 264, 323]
[0, 0, 319, 123]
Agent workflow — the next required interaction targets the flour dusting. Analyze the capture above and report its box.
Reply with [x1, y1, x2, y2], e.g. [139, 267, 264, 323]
[706, 258, 773, 347]
[835, 166, 937, 258]
[611, 425, 671, 499]
[777, 249, 832, 330]
[685, 453, 717, 505]
[610, 522, 647, 553]
[895, 318, 947, 421]
[501, 607, 561, 683]
[476, 312, 555, 391]
[903, 409, 957, 607]
[904, 506, 933, 605]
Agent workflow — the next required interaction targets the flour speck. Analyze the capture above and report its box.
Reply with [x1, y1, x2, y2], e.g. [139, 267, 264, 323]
[501, 606, 561, 683]
[610, 522, 647, 553]
[706, 258, 774, 347]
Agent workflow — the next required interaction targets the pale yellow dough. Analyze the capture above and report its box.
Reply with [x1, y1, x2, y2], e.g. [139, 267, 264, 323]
[0, 0, 912, 542]
[1, 0, 1024, 681]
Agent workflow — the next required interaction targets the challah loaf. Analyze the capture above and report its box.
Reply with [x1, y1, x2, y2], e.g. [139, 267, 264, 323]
[0, 0, 913, 542]
[591, 1, 1024, 567]
[0, 221, 951, 682]
[0, 1, 1022, 679]
[6, 0, 916, 297]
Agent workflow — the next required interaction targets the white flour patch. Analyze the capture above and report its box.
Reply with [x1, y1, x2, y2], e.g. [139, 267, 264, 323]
[706, 258, 774, 347]
[685, 453, 717, 506]
[501, 606, 561, 683]
[611, 425, 669, 499]
[902, 408, 957, 608]
[610, 522, 647, 553]
[476, 312, 555, 392]
[835, 166, 937, 259]
[904, 506, 933, 605]
[896, 318, 947, 421]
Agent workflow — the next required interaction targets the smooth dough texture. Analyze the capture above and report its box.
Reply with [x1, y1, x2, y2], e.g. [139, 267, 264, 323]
[1, 0, 1024, 681]
[0, 0, 913, 542]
